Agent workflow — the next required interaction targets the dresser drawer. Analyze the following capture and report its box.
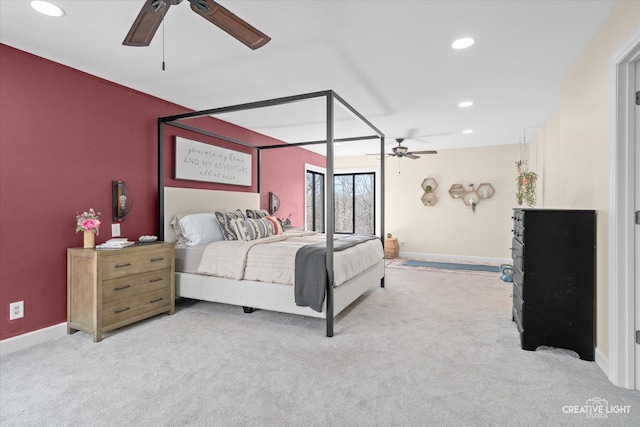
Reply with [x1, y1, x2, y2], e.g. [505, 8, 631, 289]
[102, 247, 172, 279]
[102, 267, 172, 303]
[102, 287, 171, 328]
[512, 210, 524, 228]
[511, 238, 523, 272]
[512, 285, 524, 334]
[513, 264, 524, 296]
[512, 225, 524, 241]
[512, 284, 523, 312]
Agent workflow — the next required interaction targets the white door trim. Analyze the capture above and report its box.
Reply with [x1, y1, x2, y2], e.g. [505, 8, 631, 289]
[608, 24, 640, 389]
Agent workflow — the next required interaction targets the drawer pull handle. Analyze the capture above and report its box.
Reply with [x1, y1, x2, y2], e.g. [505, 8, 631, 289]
[149, 278, 163, 283]
[115, 263, 131, 268]
[150, 257, 164, 262]
[150, 298, 164, 304]
[115, 307, 131, 314]
[114, 285, 131, 291]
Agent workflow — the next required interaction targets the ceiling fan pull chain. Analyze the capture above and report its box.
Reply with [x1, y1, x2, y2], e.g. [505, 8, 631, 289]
[161, 8, 166, 70]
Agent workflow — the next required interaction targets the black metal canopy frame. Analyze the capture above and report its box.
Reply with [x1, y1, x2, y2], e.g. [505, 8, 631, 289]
[157, 90, 386, 337]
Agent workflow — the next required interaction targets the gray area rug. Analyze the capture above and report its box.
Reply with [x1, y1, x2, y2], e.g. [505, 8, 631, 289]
[402, 259, 501, 273]
[1, 267, 638, 426]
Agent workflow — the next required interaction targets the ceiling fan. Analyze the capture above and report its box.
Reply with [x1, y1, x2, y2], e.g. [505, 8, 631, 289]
[387, 138, 437, 159]
[123, 0, 270, 49]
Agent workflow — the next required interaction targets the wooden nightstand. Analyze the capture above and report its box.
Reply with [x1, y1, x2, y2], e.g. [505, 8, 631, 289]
[67, 242, 175, 342]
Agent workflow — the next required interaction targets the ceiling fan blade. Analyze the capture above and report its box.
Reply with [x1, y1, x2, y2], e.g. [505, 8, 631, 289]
[123, 0, 170, 47]
[190, 0, 270, 49]
[409, 150, 438, 155]
[405, 154, 420, 159]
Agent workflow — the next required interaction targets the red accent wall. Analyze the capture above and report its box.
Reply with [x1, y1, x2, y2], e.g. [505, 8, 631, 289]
[260, 147, 318, 227]
[0, 44, 325, 340]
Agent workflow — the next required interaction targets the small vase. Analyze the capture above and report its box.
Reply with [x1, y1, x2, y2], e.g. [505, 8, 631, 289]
[83, 230, 95, 249]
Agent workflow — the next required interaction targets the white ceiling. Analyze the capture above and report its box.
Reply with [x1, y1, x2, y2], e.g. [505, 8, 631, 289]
[0, 0, 619, 156]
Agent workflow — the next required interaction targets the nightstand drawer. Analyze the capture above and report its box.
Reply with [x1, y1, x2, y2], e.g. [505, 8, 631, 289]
[102, 247, 172, 279]
[102, 287, 171, 328]
[102, 267, 172, 303]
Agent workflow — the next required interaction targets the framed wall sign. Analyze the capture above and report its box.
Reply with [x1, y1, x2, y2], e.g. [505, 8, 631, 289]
[174, 137, 252, 186]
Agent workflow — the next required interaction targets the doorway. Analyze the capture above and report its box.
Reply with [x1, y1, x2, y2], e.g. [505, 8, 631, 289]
[634, 56, 640, 390]
[609, 26, 640, 390]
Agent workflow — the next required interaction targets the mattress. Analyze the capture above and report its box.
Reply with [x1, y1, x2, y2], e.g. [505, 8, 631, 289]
[175, 244, 207, 274]
[182, 232, 383, 287]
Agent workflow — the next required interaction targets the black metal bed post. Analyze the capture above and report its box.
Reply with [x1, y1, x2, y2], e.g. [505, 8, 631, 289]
[380, 135, 385, 288]
[157, 118, 165, 241]
[325, 92, 335, 337]
[257, 148, 262, 195]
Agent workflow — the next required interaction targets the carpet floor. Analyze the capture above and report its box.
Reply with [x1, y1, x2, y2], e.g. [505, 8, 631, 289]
[1, 266, 638, 426]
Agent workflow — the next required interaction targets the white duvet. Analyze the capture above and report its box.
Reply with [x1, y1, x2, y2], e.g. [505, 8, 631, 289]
[196, 232, 383, 287]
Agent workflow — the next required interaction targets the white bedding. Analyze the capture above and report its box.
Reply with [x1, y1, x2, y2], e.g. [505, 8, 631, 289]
[196, 232, 383, 287]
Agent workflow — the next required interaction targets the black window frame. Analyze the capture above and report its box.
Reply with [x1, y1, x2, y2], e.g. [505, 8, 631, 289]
[334, 172, 376, 235]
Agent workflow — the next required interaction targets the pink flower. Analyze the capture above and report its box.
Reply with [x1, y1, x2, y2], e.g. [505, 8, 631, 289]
[81, 219, 100, 231]
[75, 208, 101, 235]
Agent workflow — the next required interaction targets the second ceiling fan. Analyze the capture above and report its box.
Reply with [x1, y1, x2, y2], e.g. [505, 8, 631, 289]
[123, 0, 270, 49]
[387, 138, 437, 159]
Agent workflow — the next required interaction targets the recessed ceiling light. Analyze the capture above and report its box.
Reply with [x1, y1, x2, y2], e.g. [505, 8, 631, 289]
[452, 37, 475, 50]
[458, 101, 474, 108]
[462, 129, 474, 134]
[30, 1, 65, 17]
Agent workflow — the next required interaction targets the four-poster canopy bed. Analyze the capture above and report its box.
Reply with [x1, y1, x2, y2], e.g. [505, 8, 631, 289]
[157, 90, 386, 336]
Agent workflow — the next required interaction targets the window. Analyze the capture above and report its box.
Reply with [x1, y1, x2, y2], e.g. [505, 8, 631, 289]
[334, 172, 375, 234]
[306, 170, 324, 232]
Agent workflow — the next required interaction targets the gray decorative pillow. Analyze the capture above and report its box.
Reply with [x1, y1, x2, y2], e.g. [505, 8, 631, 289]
[256, 217, 275, 236]
[230, 217, 275, 241]
[246, 209, 269, 219]
[215, 210, 245, 240]
[232, 218, 258, 241]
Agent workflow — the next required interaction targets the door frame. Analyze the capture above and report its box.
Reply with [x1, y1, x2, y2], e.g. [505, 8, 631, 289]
[608, 24, 640, 389]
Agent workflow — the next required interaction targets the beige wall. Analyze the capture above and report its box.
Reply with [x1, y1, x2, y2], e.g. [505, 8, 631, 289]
[336, 143, 521, 261]
[337, 1, 639, 361]
[529, 0, 640, 357]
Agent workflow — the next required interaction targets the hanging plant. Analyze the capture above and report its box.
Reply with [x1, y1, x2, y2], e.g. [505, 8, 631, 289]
[515, 170, 538, 206]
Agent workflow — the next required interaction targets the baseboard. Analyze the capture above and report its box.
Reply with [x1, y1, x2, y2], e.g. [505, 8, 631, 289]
[398, 252, 511, 266]
[595, 346, 609, 378]
[0, 323, 67, 357]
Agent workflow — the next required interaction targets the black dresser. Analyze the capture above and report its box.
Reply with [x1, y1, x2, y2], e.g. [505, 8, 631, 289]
[511, 208, 596, 361]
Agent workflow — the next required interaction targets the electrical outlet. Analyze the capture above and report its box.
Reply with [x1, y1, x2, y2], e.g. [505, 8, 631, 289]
[9, 301, 24, 320]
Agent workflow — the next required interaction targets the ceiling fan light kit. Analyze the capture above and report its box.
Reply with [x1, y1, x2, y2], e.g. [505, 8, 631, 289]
[387, 138, 437, 160]
[123, 0, 270, 49]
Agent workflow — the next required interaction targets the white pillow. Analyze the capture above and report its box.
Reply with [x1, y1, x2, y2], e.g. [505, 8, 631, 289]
[179, 213, 224, 246]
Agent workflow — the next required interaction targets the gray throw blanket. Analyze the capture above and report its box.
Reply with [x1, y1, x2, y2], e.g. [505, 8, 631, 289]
[294, 234, 381, 312]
